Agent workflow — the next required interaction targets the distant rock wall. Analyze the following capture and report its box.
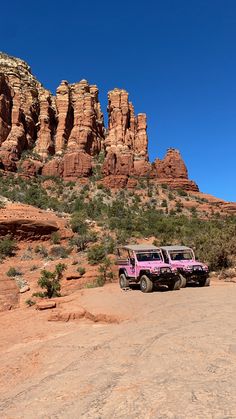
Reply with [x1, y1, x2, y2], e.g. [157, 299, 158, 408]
[0, 52, 198, 191]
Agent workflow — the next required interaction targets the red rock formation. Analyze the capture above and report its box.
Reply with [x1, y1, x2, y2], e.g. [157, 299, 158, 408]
[19, 158, 43, 176]
[55, 81, 72, 154]
[0, 55, 105, 179]
[0, 202, 70, 240]
[63, 152, 92, 180]
[102, 88, 151, 185]
[0, 53, 41, 165]
[0, 74, 12, 145]
[154, 148, 188, 179]
[0, 53, 199, 191]
[152, 148, 199, 191]
[35, 89, 56, 158]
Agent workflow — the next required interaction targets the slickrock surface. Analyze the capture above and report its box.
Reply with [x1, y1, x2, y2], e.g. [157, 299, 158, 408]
[0, 278, 19, 311]
[0, 281, 235, 418]
[0, 52, 199, 190]
[0, 202, 70, 239]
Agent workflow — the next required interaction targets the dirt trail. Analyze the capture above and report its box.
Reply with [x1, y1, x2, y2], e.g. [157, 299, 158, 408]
[0, 281, 236, 419]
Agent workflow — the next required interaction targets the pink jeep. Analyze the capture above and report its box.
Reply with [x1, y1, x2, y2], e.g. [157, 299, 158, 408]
[117, 244, 181, 293]
[160, 245, 210, 287]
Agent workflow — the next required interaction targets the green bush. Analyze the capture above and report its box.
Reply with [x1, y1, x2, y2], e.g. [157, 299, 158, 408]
[35, 245, 48, 258]
[25, 299, 36, 307]
[0, 236, 17, 258]
[87, 244, 107, 265]
[77, 266, 86, 275]
[161, 199, 168, 208]
[6, 267, 22, 277]
[51, 232, 61, 244]
[50, 246, 72, 259]
[96, 257, 114, 284]
[71, 214, 88, 234]
[177, 189, 188, 197]
[175, 200, 183, 213]
[37, 263, 66, 298]
[70, 231, 98, 252]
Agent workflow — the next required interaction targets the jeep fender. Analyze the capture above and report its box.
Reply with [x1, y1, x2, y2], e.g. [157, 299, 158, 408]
[119, 268, 128, 277]
[139, 270, 151, 280]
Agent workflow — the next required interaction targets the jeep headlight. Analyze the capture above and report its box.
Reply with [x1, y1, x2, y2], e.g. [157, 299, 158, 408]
[152, 267, 160, 273]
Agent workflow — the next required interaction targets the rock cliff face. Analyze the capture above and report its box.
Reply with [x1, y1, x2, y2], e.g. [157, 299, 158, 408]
[0, 52, 198, 190]
[152, 148, 199, 191]
[102, 88, 150, 182]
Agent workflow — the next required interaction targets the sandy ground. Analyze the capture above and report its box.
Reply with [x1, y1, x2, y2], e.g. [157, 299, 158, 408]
[0, 280, 235, 419]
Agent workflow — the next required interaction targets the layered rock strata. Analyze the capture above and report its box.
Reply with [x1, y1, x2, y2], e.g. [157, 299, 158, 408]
[0, 52, 198, 190]
[152, 148, 199, 191]
[103, 88, 150, 180]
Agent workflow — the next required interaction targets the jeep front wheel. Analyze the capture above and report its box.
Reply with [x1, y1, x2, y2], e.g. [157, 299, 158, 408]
[199, 277, 210, 287]
[119, 273, 129, 289]
[168, 278, 181, 291]
[179, 274, 187, 288]
[140, 275, 153, 293]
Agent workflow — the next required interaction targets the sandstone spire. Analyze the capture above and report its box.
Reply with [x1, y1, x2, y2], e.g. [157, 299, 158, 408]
[0, 53, 198, 190]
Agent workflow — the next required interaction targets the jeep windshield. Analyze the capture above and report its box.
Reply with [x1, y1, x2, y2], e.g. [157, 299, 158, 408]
[136, 252, 162, 262]
[169, 251, 193, 261]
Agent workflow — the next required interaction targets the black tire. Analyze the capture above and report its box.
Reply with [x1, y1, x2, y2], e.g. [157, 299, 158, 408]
[140, 275, 153, 293]
[119, 273, 129, 289]
[179, 274, 187, 288]
[199, 277, 210, 287]
[168, 278, 181, 291]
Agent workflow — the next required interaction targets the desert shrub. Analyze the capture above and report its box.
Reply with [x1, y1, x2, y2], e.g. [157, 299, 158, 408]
[96, 257, 114, 284]
[6, 267, 22, 277]
[102, 235, 115, 254]
[37, 263, 66, 298]
[190, 206, 197, 216]
[70, 213, 88, 234]
[161, 199, 168, 208]
[50, 245, 72, 259]
[175, 200, 183, 213]
[132, 194, 141, 204]
[0, 236, 17, 258]
[115, 230, 129, 245]
[168, 192, 175, 201]
[51, 232, 61, 245]
[35, 245, 48, 258]
[177, 189, 188, 197]
[25, 299, 36, 307]
[81, 184, 90, 193]
[70, 231, 98, 252]
[77, 266, 86, 275]
[87, 244, 107, 265]
[87, 258, 113, 288]
[20, 248, 33, 260]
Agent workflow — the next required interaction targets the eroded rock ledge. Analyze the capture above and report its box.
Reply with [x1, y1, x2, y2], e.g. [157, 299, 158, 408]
[0, 52, 198, 191]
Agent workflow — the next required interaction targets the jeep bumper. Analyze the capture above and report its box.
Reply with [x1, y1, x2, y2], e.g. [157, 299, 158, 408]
[150, 272, 179, 284]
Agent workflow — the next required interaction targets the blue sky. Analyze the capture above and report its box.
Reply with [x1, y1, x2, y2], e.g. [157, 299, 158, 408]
[1, 0, 236, 200]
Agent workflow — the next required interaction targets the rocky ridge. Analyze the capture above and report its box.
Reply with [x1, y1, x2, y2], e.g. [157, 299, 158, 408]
[0, 52, 198, 190]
